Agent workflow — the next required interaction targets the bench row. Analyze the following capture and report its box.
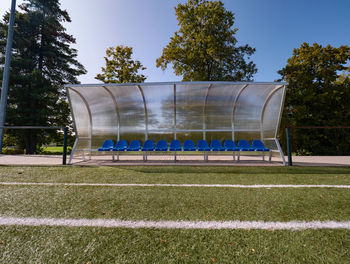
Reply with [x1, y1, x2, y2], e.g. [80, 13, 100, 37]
[98, 139, 270, 152]
[97, 139, 272, 162]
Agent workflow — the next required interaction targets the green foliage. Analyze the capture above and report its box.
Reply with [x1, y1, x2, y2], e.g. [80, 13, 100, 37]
[278, 43, 350, 155]
[156, 0, 257, 81]
[95, 45, 146, 83]
[0, 0, 86, 154]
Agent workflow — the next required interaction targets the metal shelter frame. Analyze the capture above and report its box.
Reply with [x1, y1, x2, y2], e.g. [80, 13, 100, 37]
[66, 82, 287, 165]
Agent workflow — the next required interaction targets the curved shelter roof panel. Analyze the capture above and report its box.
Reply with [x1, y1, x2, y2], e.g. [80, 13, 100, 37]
[66, 82, 286, 150]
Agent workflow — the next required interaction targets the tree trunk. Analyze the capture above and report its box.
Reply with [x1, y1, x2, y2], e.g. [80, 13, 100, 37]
[25, 130, 37, 154]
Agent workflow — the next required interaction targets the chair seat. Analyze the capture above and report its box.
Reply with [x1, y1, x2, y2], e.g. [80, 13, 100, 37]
[169, 146, 182, 151]
[114, 147, 127, 151]
[98, 147, 112, 151]
[239, 148, 255, 151]
[211, 147, 224, 151]
[127, 147, 139, 151]
[255, 148, 270, 152]
[155, 147, 168, 151]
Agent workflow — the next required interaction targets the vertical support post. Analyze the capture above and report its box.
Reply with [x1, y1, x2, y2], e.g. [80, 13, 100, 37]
[0, 0, 16, 154]
[137, 85, 148, 140]
[203, 84, 212, 140]
[173, 84, 176, 140]
[62, 127, 68, 165]
[231, 84, 249, 142]
[286, 127, 292, 166]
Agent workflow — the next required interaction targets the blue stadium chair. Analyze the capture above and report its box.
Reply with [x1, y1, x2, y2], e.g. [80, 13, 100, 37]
[252, 139, 272, 162]
[127, 140, 141, 151]
[155, 140, 168, 151]
[252, 140, 270, 152]
[210, 140, 224, 151]
[170, 139, 182, 162]
[238, 140, 255, 151]
[98, 139, 114, 151]
[142, 140, 155, 151]
[169, 139, 182, 151]
[224, 139, 239, 161]
[224, 140, 239, 151]
[142, 139, 155, 161]
[113, 140, 128, 151]
[197, 140, 210, 151]
[112, 139, 128, 161]
[183, 140, 196, 151]
[197, 140, 210, 162]
[237, 140, 254, 161]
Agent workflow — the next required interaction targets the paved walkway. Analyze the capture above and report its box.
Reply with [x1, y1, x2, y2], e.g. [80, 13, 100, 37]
[0, 154, 349, 166]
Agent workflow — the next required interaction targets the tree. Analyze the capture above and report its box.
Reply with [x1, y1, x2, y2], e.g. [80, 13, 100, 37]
[95, 45, 146, 83]
[156, 0, 257, 81]
[278, 42, 350, 155]
[0, 0, 86, 154]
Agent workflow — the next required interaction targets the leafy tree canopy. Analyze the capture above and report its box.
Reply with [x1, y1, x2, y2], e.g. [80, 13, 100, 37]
[278, 42, 350, 155]
[156, 0, 257, 81]
[0, 0, 86, 154]
[95, 45, 146, 83]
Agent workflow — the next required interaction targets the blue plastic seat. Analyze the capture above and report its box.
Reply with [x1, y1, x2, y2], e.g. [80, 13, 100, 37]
[169, 140, 182, 151]
[142, 139, 155, 151]
[98, 139, 114, 151]
[252, 140, 270, 151]
[210, 140, 224, 151]
[113, 140, 128, 151]
[197, 140, 210, 151]
[183, 140, 196, 151]
[155, 140, 168, 151]
[224, 140, 239, 151]
[238, 140, 254, 151]
[127, 140, 141, 151]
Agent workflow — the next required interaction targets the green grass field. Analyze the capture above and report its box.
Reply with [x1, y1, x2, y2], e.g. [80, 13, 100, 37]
[0, 166, 350, 263]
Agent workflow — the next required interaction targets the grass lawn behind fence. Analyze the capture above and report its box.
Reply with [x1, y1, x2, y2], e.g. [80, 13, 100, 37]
[0, 166, 349, 263]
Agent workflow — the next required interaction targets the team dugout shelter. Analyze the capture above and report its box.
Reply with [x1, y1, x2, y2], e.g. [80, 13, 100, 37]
[65, 82, 287, 164]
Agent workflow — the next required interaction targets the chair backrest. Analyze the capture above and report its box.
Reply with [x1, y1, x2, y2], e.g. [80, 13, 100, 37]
[102, 139, 114, 149]
[156, 140, 168, 150]
[116, 140, 128, 149]
[129, 140, 141, 150]
[211, 140, 223, 149]
[238, 139, 251, 148]
[224, 139, 237, 149]
[197, 140, 210, 149]
[170, 139, 182, 151]
[143, 139, 155, 149]
[183, 139, 196, 150]
[252, 140, 265, 149]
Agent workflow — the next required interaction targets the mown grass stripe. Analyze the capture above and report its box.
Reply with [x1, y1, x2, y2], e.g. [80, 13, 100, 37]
[1, 182, 350, 188]
[1, 217, 350, 230]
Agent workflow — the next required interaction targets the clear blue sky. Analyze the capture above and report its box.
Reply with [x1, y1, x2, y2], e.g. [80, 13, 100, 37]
[0, 0, 349, 83]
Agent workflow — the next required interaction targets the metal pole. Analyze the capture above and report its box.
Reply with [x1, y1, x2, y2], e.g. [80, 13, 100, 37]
[286, 127, 292, 166]
[62, 127, 68, 165]
[0, 0, 16, 154]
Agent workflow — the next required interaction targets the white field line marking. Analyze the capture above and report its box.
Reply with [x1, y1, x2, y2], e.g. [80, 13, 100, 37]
[0, 182, 350, 188]
[0, 217, 350, 230]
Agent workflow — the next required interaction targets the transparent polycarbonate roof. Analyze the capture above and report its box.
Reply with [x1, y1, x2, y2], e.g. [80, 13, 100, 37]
[66, 82, 286, 151]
